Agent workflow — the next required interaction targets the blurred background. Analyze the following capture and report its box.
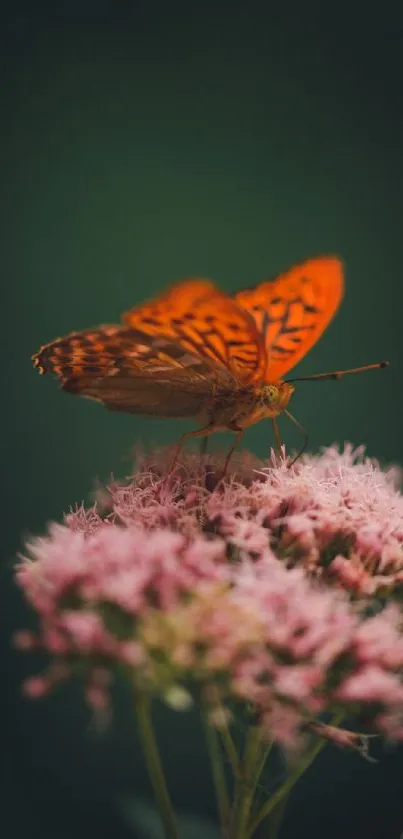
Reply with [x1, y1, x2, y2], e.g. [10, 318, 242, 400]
[1, 2, 403, 837]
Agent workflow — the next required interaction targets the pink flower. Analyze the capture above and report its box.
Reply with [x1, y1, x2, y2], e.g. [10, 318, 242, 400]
[337, 665, 403, 704]
[15, 445, 403, 747]
[22, 676, 50, 698]
[260, 704, 304, 747]
[352, 604, 403, 668]
[272, 664, 324, 702]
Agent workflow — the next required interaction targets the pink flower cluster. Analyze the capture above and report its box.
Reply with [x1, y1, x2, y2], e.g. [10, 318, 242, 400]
[15, 445, 403, 745]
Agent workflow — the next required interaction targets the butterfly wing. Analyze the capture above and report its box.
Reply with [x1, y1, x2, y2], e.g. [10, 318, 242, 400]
[234, 256, 344, 381]
[32, 326, 232, 418]
[122, 278, 267, 383]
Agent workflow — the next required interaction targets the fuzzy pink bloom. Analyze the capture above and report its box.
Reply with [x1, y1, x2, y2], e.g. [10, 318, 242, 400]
[337, 665, 403, 704]
[352, 604, 403, 668]
[13, 630, 37, 651]
[260, 704, 304, 747]
[15, 445, 403, 746]
[22, 676, 50, 698]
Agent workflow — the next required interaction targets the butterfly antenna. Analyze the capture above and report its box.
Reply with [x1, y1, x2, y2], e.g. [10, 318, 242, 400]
[284, 410, 309, 467]
[285, 360, 389, 383]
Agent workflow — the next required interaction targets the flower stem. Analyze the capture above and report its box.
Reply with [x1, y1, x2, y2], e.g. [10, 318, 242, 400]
[264, 793, 289, 839]
[202, 708, 231, 837]
[231, 725, 263, 839]
[250, 739, 273, 794]
[219, 716, 242, 779]
[134, 691, 179, 839]
[247, 737, 325, 836]
[246, 713, 343, 837]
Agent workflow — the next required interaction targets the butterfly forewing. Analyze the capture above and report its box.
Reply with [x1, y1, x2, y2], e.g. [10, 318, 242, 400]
[122, 277, 266, 383]
[32, 326, 231, 418]
[235, 256, 344, 381]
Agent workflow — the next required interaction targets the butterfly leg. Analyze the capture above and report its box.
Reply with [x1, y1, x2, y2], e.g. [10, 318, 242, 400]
[284, 410, 309, 467]
[169, 424, 217, 473]
[221, 424, 244, 479]
[199, 437, 209, 457]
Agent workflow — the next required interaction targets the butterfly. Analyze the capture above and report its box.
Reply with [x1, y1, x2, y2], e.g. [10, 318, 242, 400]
[32, 256, 387, 475]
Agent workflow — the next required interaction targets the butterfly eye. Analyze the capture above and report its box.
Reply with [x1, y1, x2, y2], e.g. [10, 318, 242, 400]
[263, 383, 294, 408]
[264, 385, 282, 404]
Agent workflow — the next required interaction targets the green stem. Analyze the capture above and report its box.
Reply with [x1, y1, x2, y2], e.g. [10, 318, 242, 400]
[219, 715, 242, 779]
[206, 687, 241, 779]
[247, 713, 344, 837]
[264, 792, 289, 839]
[231, 725, 263, 839]
[250, 739, 273, 793]
[202, 709, 231, 837]
[134, 692, 179, 839]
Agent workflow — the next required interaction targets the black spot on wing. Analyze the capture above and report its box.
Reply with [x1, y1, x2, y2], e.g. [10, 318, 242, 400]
[140, 316, 162, 326]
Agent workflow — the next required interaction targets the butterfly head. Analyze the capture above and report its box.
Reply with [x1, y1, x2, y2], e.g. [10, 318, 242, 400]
[260, 381, 295, 415]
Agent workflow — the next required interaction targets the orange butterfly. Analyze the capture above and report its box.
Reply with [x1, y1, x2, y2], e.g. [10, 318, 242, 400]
[32, 256, 387, 474]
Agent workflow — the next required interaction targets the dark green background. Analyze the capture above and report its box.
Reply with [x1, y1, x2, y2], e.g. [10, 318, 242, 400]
[2, 4, 403, 838]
